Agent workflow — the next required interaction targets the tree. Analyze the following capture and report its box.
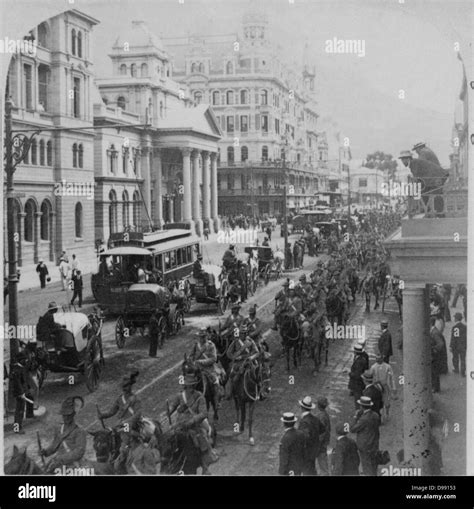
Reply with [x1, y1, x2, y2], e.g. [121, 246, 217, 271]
[364, 151, 398, 180]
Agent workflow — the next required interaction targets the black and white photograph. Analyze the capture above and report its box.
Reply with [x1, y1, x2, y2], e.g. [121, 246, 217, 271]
[0, 0, 472, 502]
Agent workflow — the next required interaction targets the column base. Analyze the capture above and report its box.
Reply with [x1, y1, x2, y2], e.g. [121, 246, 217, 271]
[193, 218, 203, 237]
[213, 217, 221, 234]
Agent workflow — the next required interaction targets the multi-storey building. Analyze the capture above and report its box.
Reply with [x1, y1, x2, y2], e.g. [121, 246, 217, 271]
[165, 8, 330, 217]
[4, 9, 100, 275]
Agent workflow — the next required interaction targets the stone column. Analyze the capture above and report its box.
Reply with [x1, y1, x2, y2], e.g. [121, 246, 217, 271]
[192, 150, 203, 236]
[210, 152, 220, 232]
[202, 151, 211, 230]
[169, 197, 174, 223]
[141, 147, 152, 229]
[34, 211, 42, 264]
[49, 210, 55, 262]
[181, 148, 193, 227]
[153, 148, 163, 228]
[402, 284, 432, 474]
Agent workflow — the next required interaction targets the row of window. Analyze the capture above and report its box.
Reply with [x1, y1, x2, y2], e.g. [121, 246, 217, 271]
[106, 144, 143, 175]
[108, 190, 142, 233]
[119, 63, 171, 78]
[201, 89, 269, 106]
[13, 199, 83, 241]
[21, 139, 53, 166]
[224, 146, 314, 164]
[221, 173, 317, 190]
[217, 114, 270, 133]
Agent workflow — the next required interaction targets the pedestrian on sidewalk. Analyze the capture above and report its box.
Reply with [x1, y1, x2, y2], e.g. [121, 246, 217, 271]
[36, 260, 49, 289]
[430, 318, 444, 393]
[450, 312, 466, 376]
[350, 396, 380, 476]
[316, 396, 331, 476]
[70, 270, 83, 308]
[58, 256, 69, 291]
[331, 422, 360, 476]
[10, 351, 34, 434]
[369, 354, 396, 422]
[361, 371, 384, 417]
[203, 227, 210, 241]
[349, 344, 368, 409]
[297, 396, 321, 476]
[71, 254, 79, 278]
[378, 320, 393, 364]
[278, 412, 305, 476]
[149, 309, 161, 357]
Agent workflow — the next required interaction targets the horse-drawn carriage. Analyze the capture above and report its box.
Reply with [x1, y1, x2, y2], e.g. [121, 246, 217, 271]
[244, 246, 283, 285]
[35, 307, 104, 392]
[115, 284, 172, 349]
[314, 221, 340, 252]
[188, 264, 231, 315]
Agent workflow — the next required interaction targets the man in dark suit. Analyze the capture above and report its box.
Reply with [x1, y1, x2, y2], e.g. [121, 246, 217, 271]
[316, 396, 331, 475]
[430, 318, 445, 393]
[297, 396, 321, 475]
[361, 371, 384, 416]
[350, 396, 380, 476]
[348, 345, 368, 408]
[279, 412, 305, 476]
[378, 321, 393, 363]
[412, 142, 441, 167]
[450, 312, 466, 377]
[331, 422, 360, 475]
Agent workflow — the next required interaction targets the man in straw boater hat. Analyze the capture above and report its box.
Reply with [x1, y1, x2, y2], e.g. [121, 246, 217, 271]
[297, 396, 321, 476]
[350, 395, 381, 476]
[348, 344, 369, 409]
[40, 396, 87, 473]
[412, 142, 441, 167]
[168, 373, 215, 475]
[36, 301, 63, 343]
[361, 370, 383, 417]
[278, 412, 305, 476]
[331, 422, 360, 476]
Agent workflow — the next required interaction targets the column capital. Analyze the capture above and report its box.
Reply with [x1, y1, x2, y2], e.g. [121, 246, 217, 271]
[201, 151, 211, 161]
[210, 152, 218, 162]
[153, 147, 162, 157]
[181, 147, 193, 157]
[141, 146, 152, 156]
[34, 211, 43, 217]
[191, 149, 201, 159]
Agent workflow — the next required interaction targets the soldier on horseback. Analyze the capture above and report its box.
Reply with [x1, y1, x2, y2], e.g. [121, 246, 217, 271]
[168, 374, 214, 475]
[221, 303, 245, 339]
[189, 329, 225, 407]
[225, 324, 260, 400]
[40, 396, 87, 474]
[296, 274, 313, 308]
[272, 279, 290, 331]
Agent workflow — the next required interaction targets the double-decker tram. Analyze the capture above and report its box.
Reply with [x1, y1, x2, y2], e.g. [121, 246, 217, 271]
[91, 229, 201, 314]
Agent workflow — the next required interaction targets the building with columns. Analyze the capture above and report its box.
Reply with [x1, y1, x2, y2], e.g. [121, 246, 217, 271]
[94, 20, 221, 239]
[164, 9, 331, 217]
[4, 9, 100, 275]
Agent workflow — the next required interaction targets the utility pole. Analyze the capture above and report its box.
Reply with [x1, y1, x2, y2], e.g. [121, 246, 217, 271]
[281, 135, 289, 257]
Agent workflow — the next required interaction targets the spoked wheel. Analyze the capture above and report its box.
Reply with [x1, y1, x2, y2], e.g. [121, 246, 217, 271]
[264, 265, 271, 285]
[85, 335, 102, 392]
[172, 309, 184, 335]
[218, 280, 229, 315]
[115, 316, 126, 349]
[157, 316, 167, 349]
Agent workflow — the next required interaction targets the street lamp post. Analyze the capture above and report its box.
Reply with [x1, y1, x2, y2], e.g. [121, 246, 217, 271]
[281, 134, 289, 258]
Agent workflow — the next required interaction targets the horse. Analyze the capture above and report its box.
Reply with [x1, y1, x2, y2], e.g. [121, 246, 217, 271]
[360, 273, 380, 312]
[326, 290, 347, 326]
[158, 427, 203, 475]
[302, 318, 329, 374]
[5, 446, 44, 475]
[347, 268, 360, 302]
[182, 354, 222, 427]
[209, 327, 232, 375]
[280, 315, 303, 372]
[231, 360, 260, 445]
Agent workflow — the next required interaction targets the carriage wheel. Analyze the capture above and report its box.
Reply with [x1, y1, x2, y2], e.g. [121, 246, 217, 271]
[157, 316, 168, 348]
[264, 265, 271, 285]
[173, 309, 184, 335]
[85, 335, 102, 392]
[115, 316, 126, 349]
[218, 281, 229, 315]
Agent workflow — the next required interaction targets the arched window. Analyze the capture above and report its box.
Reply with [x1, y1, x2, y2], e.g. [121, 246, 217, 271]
[75, 202, 83, 238]
[212, 91, 220, 105]
[227, 146, 234, 163]
[120, 64, 127, 75]
[40, 200, 51, 240]
[38, 64, 50, 112]
[261, 89, 268, 105]
[72, 143, 78, 168]
[117, 96, 126, 110]
[198, 63, 204, 73]
[71, 29, 76, 55]
[24, 199, 35, 242]
[78, 144, 84, 168]
[39, 139, 45, 166]
[240, 89, 248, 104]
[226, 90, 234, 105]
[37, 22, 49, 48]
[122, 190, 130, 228]
[241, 146, 248, 162]
[226, 61, 233, 75]
[31, 139, 37, 165]
[191, 62, 196, 73]
[194, 91, 202, 104]
[262, 146, 268, 161]
[133, 190, 141, 227]
[77, 31, 82, 58]
[109, 190, 118, 233]
[130, 64, 137, 77]
[46, 141, 52, 166]
[141, 63, 148, 77]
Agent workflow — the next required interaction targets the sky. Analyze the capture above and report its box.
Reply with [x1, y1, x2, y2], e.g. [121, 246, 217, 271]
[78, 0, 472, 166]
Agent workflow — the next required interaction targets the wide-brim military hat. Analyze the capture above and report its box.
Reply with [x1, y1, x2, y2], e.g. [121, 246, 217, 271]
[60, 396, 84, 416]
